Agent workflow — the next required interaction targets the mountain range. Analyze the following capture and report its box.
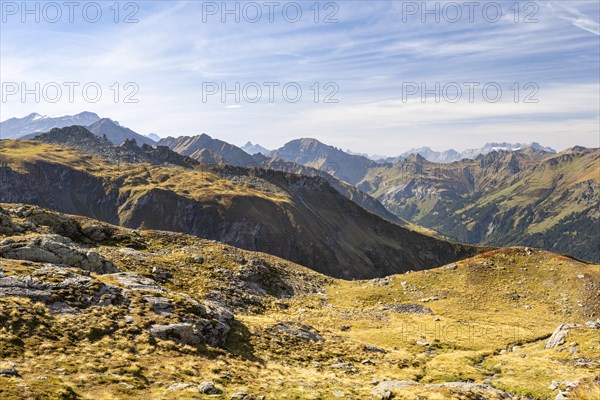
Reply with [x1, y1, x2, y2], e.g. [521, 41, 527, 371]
[1, 112, 596, 262]
[0, 128, 480, 278]
[269, 138, 379, 185]
[387, 142, 557, 164]
[346, 142, 557, 164]
[2, 112, 156, 147]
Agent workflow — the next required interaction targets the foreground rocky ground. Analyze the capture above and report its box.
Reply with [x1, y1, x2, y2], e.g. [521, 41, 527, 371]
[0, 203, 598, 399]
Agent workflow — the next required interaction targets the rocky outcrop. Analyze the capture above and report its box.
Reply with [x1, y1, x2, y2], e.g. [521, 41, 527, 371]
[380, 303, 433, 314]
[545, 324, 580, 349]
[269, 322, 324, 342]
[0, 234, 117, 274]
[0, 264, 128, 314]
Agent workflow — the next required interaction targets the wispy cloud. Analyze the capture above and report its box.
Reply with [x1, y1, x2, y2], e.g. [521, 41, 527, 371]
[1, 1, 598, 154]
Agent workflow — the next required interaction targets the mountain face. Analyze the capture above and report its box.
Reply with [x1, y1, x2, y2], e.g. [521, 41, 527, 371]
[269, 138, 378, 185]
[241, 141, 270, 155]
[0, 111, 100, 139]
[358, 148, 600, 262]
[158, 134, 257, 166]
[87, 118, 155, 146]
[0, 134, 481, 279]
[257, 156, 408, 227]
[1, 204, 598, 398]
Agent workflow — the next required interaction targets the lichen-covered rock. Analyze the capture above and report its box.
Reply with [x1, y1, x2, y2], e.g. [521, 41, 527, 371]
[0, 234, 117, 274]
[198, 381, 221, 394]
[269, 321, 324, 342]
[545, 324, 580, 349]
[149, 323, 201, 345]
[380, 303, 433, 315]
[0, 264, 129, 314]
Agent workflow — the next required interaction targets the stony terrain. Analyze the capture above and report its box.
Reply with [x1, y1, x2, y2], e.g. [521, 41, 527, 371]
[0, 204, 599, 399]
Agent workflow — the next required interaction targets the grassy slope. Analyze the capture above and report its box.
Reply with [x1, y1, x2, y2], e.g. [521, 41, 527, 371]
[0, 205, 598, 399]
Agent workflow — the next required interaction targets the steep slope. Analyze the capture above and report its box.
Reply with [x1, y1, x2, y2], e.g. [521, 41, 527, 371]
[359, 148, 600, 262]
[0, 112, 100, 139]
[269, 138, 378, 185]
[158, 134, 256, 166]
[0, 138, 479, 279]
[257, 156, 405, 225]
[0, 204, 598, 399]
[87, 118, 155, 146]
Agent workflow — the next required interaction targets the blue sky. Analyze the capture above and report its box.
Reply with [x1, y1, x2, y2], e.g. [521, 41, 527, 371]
[1, 0, 599, 154]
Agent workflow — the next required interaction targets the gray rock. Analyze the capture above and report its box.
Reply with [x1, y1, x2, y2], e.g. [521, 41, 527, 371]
[271, 322, 324, 342]
[330, 362, 354, 370]
[230, 392, 251, 399]
[372, 391, 392, 400]
[545, 324, 580, 349]
[111, 272, 164, 292]
[0, 368, 20, 377]
[0, 234, 117, 274]
[149, 324, 202, 345]
[142, 295, 172, 316]
[0, 264, 128, 312]
[380, 303, 433, 315]
[166, 383, 192, 391]
[364, 344, 387, 353]
[198, 381, 221, 394]
[585, 320, 600, 329]
[373, 380, 417, 392]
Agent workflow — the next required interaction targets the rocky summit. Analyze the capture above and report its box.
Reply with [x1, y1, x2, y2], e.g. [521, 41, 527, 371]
[0, 203, 598, 399]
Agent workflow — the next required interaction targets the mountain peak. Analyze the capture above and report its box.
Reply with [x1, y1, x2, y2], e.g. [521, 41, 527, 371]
[1, 112, 102, 139]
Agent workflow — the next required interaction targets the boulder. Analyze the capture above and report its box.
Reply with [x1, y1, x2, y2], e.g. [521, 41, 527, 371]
[271, 321, 324, 342]
[149, 324, 202, 345]
[198, 381, 221, 394]
[545, 324, 580, 349]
